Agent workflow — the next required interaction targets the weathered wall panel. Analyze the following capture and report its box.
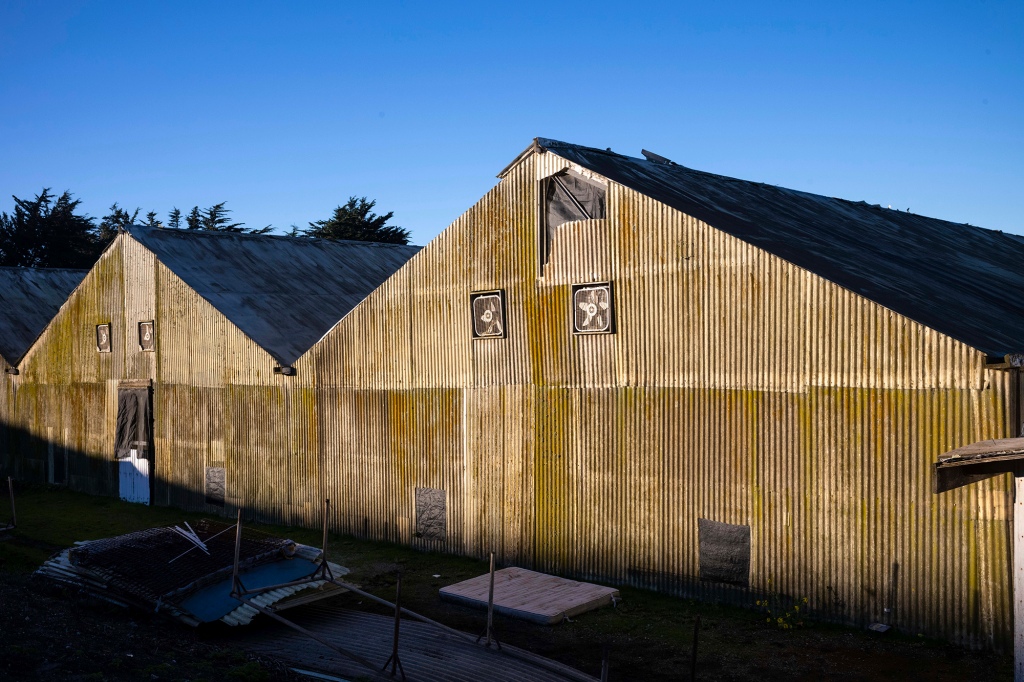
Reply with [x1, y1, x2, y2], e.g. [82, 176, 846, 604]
[1, 148, 1013, 652]
[309, 151, 1012, 650]
[7, 235, 302, 527]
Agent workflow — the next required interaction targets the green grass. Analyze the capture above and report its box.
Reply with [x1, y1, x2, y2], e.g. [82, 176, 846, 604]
[0, 483, 1014, 681]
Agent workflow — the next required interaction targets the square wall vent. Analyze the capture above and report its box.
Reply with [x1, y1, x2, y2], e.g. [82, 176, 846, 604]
[470, 290, 506, 339]
[138, 321, 155, 352]
[96, 324, 112, 353]
[572, 282, 615, 334]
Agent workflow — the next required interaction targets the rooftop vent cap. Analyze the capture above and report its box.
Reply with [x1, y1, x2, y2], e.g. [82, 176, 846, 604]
[641, 149, 676, 165]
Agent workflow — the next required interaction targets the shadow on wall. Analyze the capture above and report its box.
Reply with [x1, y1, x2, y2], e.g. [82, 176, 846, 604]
[0, 420, 383, 541]
[0, 420, 233, 521]
[0, 423, 992, 651]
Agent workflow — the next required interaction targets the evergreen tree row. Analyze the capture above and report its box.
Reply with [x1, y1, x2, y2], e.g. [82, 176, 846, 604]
[0, 190, 409, 269]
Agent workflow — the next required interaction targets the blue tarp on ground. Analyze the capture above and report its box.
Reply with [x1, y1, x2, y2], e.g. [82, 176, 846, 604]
[178, 558, 318, 622]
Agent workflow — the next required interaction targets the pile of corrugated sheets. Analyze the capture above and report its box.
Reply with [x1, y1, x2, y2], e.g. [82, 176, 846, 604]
[35, 519, 348, 626]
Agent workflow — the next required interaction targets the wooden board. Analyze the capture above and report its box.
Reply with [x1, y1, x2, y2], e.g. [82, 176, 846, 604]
[235, 604, 598, 682]
[439, 567, 619, 624]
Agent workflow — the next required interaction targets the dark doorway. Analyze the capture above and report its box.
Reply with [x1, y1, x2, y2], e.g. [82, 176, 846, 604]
[116, 385, 152, 505]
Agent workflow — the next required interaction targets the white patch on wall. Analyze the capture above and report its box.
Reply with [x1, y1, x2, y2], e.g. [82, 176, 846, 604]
[572, 282, 615, 334]
[138, 321, 155, 352]
[96, 324, 111, 353]
[470, 290, 506, 339]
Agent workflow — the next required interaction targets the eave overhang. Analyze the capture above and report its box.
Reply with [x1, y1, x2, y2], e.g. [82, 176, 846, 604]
[934, 437, 1024, 493]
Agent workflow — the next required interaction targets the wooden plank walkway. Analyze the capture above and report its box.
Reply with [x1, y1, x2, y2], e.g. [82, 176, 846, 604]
[234, 603, 598, 682]
[439, 567, 620, 625]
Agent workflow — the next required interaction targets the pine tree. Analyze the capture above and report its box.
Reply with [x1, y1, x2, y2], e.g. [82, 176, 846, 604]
[167, 207, 181, 229]
[186, 206, 201, 230]
[201, 202, 245, 232]
[175, 202, 270, 234]
[304, 197, 410, 244]
[0, 189, 102, 268]
[97, 203, 140, 242]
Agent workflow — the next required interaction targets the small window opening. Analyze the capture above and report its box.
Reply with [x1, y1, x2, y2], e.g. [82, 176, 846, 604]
[542, 170, 606, 265]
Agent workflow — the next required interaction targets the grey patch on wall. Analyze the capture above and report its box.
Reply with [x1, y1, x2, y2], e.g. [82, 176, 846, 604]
[205, 466, 226, 507]
[698, 518, 750, 587]
[415, 487, 446, 540]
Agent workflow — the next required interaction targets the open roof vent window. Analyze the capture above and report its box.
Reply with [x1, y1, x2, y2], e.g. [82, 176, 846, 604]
[542, 170, 606, 265]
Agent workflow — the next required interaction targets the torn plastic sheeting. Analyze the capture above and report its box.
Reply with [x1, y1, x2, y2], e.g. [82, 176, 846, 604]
[179, 557, 319, 622]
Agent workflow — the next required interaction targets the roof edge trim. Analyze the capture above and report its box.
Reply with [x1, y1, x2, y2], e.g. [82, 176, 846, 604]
[126, 230, 290, 366]
[11, 236, 121, 366]
[497, 138, 546, 179]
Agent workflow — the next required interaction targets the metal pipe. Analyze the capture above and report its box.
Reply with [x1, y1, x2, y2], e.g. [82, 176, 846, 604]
[322, 498, 330, 558]
[479, 552, 498, 647]
[381, 571, 405, 679]
[5, 477, 15, 530]
[230, 509, 244, 593]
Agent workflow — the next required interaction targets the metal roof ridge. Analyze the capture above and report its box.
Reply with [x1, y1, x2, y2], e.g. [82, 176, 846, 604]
[129, 225, 421, 250]
[0, 265, 89, 273]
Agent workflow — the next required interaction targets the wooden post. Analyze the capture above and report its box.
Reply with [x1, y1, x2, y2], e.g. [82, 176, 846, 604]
[230, 509, 243, 596]
[477, 552, 500, 648]
[317, 498, 334, 581]
[486, 552, 496, 646]
[1016, 475, 1024, 682]
[382, 571, 406, 679]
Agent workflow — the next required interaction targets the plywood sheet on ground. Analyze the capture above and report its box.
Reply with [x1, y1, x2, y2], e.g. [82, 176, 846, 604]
[439, 567, 619, 624]
[235, 604, 597, 682]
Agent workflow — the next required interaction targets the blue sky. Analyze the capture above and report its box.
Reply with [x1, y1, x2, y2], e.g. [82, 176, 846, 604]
[1, 1, 1021, 244]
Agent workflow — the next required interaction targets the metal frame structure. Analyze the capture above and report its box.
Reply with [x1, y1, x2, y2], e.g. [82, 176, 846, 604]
[1, 477, 15, 533]
[935, 438, 1024, 682]
[227, 500, 599, 681]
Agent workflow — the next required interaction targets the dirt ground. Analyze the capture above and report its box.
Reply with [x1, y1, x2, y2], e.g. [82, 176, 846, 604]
[0, 486, 1015, 681]
[0, 563, 1014, 682]
[0, 571, 305, 681]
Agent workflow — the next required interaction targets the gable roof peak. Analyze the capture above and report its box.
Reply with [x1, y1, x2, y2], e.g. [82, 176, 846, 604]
[530, 137, 1024, 357]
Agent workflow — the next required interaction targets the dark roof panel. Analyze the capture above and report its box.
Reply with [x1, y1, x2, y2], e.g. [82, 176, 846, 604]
[0, 267, 87, 363]
[537, 138, 1024, 357]
[130, 227, 420, 364]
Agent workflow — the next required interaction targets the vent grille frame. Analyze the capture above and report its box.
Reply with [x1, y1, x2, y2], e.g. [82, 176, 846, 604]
[571, 282, 615, 335]
[469, 289, 507, 340]
[96, 323, 112, 353]
[138, 320, 156, 352]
